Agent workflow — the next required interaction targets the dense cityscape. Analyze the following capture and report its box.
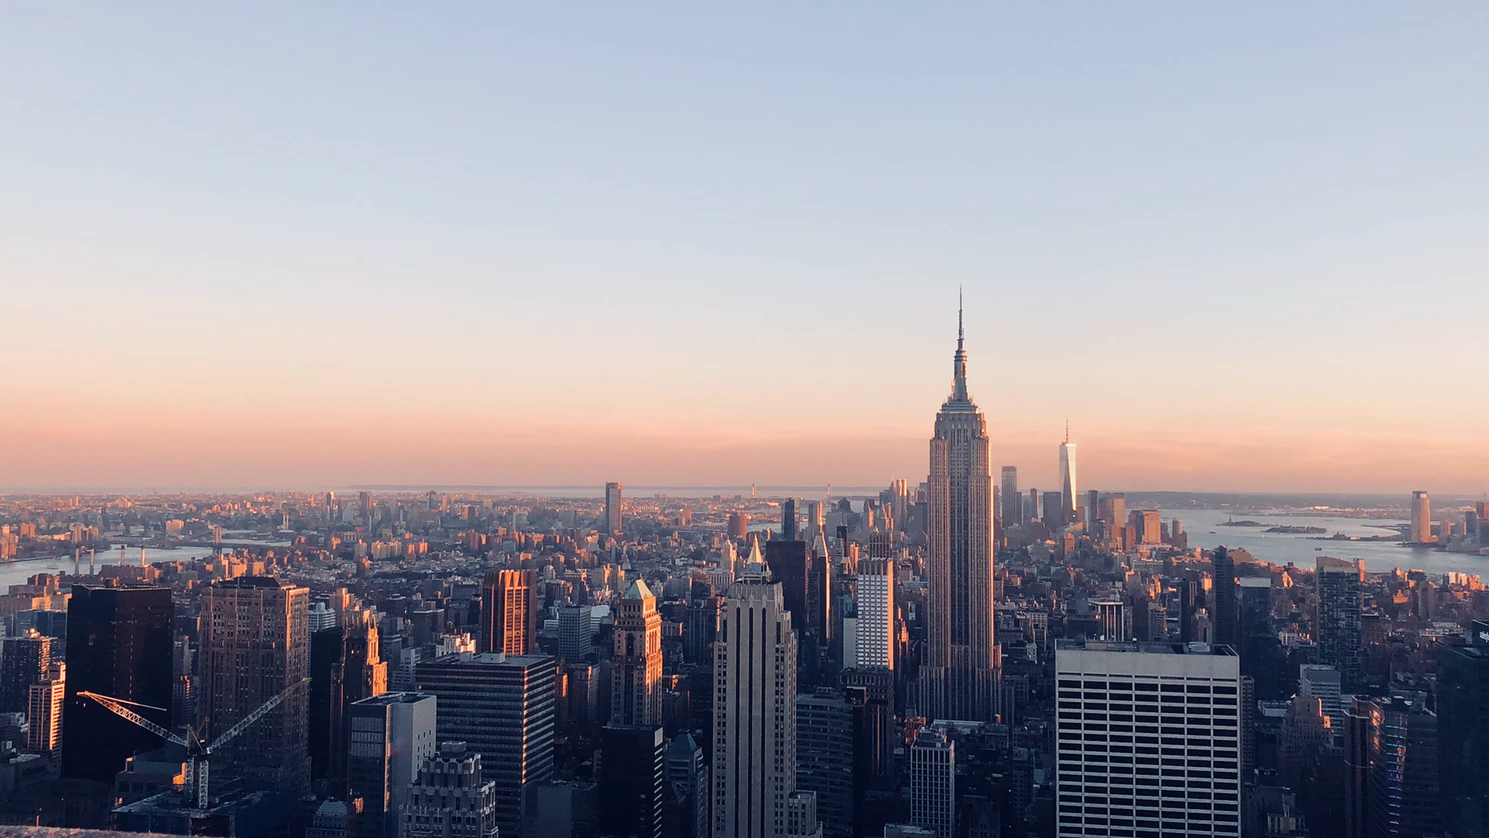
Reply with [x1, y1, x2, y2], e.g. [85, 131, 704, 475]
[0, 315, 1484, 838]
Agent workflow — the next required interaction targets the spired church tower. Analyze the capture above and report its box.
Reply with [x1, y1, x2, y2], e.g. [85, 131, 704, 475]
[920, 296, 1001, 722]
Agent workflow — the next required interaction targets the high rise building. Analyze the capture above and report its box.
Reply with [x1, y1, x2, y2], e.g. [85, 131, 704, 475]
[62, 585, 174, 782]
[713, 566, 798, 838]
[26, 660, 65, 754]
[921, 301, 1000, 722]
[1059, 427, 1078, 524]
[727, 513, 750, 540]
[1316, 557, 1362, 687]
[783, 791, 823, 838]
[797, 689, 869, 838]
[666, 733, 709, 838]
[402, 742, 500, 838]
[1358, 696, 1440, 838]
[346, 692, 438, 838]
[415, 652, 556, 836]
[1086, 489, 1099, 533]
[1000, 467, 1020, 527]
[1211, 547, 1237, 647]
[1093, 599, 1127, 641]
[599, 724, 665, 838]
[200, 576, 312, 791]
[910, 728, 955, 838]
[1055, 641, 1242, 838]
[765, 540, 810, 634]
[1411, 490, 1433, 543]
[804, 501, 825, 540]
[606, 482, 624, 537]
[612, 580, 663, 726]
[0, 631, 51, 713]
[1439, 622, 1489, 838]
[329, 607, 391, 785]
[782, 498, 798, 541]
[1137, 510, 1163, 545]
[1298, 664, 1343, 728]
[479, 569, 537, 655]
[852, 559, 895, 671]
[558, 604, 594, 664]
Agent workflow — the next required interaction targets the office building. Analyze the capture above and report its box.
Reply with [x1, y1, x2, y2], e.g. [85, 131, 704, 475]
[1298, 665, 1343, 728]
[713, 566, 799, 838]
[346, 692, 437, 838]
[599, 724, 665, 838]
[415, 652, 556, 836]
[62, 584, 174, 782]
[910, 729, 955, 838]
[1000, 467, 1020, 527]
[558, 604, 594, 664]
[1411, 490, 1433, 543]
[1316, 557, 1362, 687]
[765, 539, 810, 632]
[26, 661, 65, 754]
[200, 576, 312, 791]
[1055, 641, 1242, 837]
[1356, 696, 1440, 838]
[782, 497, 798, 541]
[667, 732, 708, 838]
[1093, 599, 1127, 641]
[613, 580, 663, 726]
[1086, 489, 1099, 533]
[606, 482, 624, 537]
[1043, 491, 1065, 531]
[921, 301, 1000, 722]
[402, 742, 499, 838]
[1136, 510, 1162, 545]
[479, 569, 537, 655]
[783, 792, 823, 838]
[0, 631, 51, 713]
[797, 689, 864, 838]
[1439, 623, 1489, 838]
[1211, 547, 1237, 647]
[727, 513, 750, 540]
[1059, 428, 1078, 524]
[853, 559, 895, 671]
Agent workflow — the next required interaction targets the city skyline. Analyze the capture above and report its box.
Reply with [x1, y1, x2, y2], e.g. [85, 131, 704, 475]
[4, 5, 1488, 494]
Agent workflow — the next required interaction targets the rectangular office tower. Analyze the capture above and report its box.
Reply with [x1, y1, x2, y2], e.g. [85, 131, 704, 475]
[1055, 641, 1242, 838]
[415, 652, 556, 837]
[1438, 622, 1489, 838]
[200, 576, 312, 792]
[480, 569, 538, 655]
[598, 724, 665, 838]
[713, 567, 798, 838]
[346, 692, 438, 838]
[62, 585, 174, 782]
[606, 482, 624, 536]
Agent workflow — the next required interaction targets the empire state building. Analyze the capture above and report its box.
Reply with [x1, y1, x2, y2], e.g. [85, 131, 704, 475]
[920, 301, 1001, 722]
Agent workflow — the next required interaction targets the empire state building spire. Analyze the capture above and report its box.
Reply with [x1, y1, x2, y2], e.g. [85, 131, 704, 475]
[951, 289, 970, 402]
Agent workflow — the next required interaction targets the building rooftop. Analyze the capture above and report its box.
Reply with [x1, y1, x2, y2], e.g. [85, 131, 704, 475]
[1057, 640, 1238, 657]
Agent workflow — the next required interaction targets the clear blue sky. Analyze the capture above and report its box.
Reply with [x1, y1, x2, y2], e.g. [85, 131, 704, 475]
[3, 4, 1487, 492]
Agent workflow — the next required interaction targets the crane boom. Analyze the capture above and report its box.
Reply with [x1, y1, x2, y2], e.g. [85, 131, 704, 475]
[78, 691, 186, 747]
[209, 678, 310, 751]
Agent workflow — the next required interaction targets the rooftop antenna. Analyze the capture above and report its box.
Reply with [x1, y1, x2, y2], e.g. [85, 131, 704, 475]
[1066, 418, 1070, 444]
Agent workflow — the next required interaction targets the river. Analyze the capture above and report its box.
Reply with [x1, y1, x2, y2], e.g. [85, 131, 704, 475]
[1162, 508, 1485, 575]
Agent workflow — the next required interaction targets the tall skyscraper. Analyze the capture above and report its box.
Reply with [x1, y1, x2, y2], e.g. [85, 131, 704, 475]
[1439, 622, 1489, 838]
[921, 300, 1000, 722]
[1411, 490, 1433, 543]
[1358, 696, 1440, 838]
[346, 692, 438, 838]
[606, 482, 624, 536]
[1316, 557, 1362, 687]
[415, 652, 556, 836]
[999, 467, 1020, 527]
[797, 689, 865, 838]
[558, 604, 594, 664]
[1059, 425, 1078, 524]
[1055, 641, 1242, 838]
[26, 661, 65, 754]
[910, 729, 955, 838]
[852, 559, 895, 671]
[666, 733, 709, 838]
[713, 565, 798, 838]
[782, 497, 798, 541]
[480, 569, 537, 655]
[0, 631, 51, 713]
[612, 580, 663, 726]
[62, 584, 174, 782]
[599, 724, 666, 838]
[1211, 547, 1237, 646]
[1086, 489, 1099, 532]
[200, 576, 312, 791]
[402, 742, 500, 838]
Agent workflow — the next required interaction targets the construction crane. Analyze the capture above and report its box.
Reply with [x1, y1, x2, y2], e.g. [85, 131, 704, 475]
[80, 677, 309, 810]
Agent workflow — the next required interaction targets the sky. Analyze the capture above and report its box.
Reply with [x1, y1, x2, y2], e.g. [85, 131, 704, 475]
[2, 4, 1487, 494]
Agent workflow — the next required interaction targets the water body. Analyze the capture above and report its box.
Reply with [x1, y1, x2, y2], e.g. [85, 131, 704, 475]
[0, 545, 227, 591]
[354, 486, 885, 500]
[1163, 508, 1486, 575]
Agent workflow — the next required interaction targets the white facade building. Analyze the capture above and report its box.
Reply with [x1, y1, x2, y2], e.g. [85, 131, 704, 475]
[1055, 641, 1242, 837]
